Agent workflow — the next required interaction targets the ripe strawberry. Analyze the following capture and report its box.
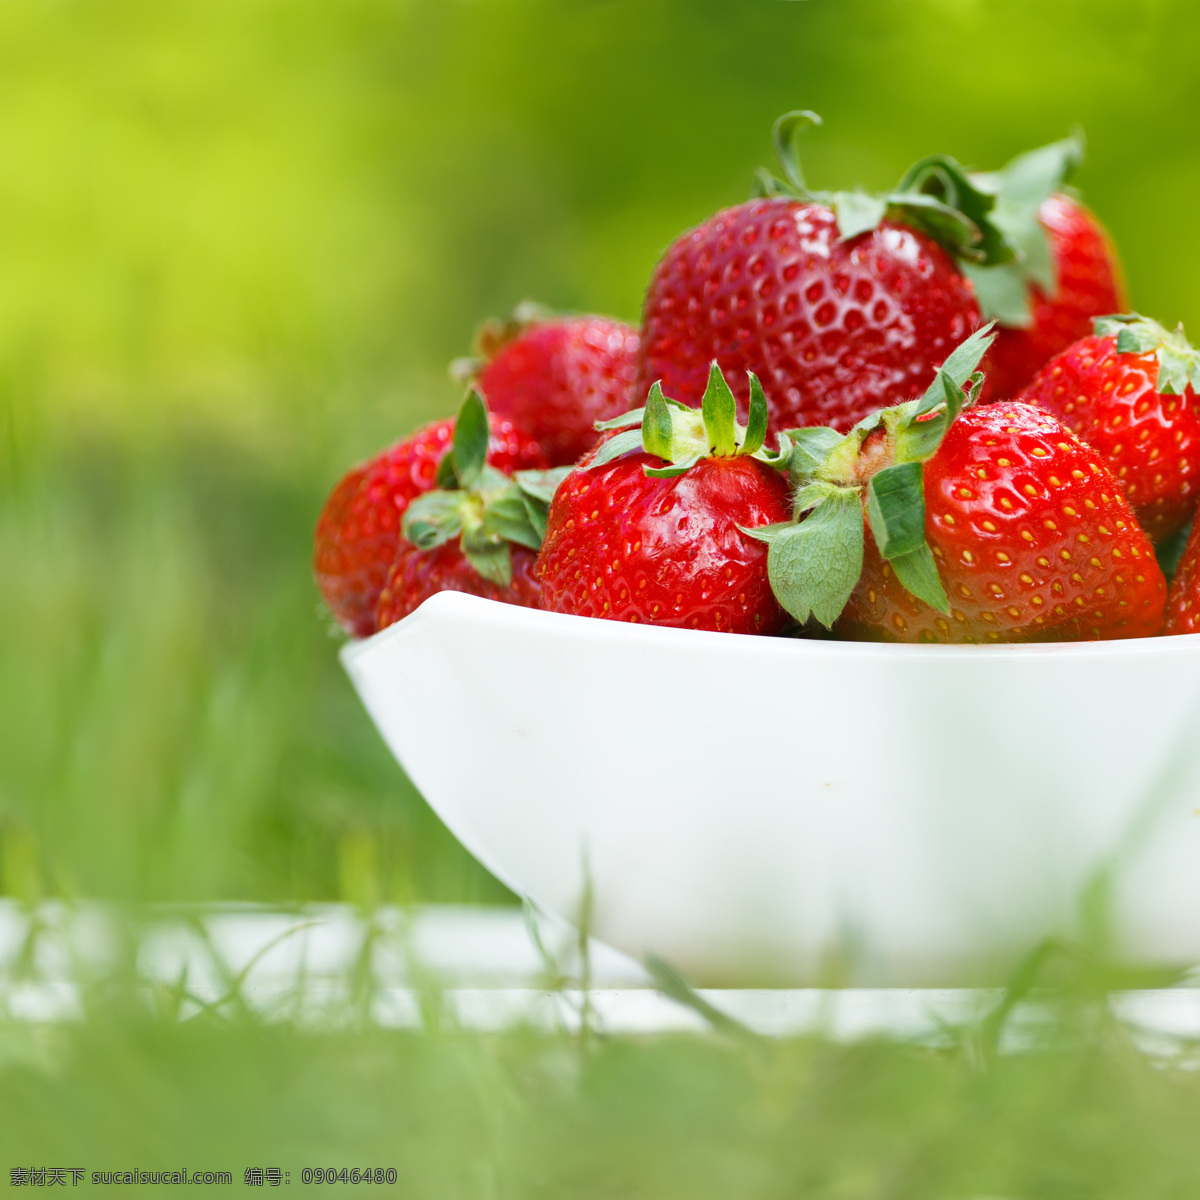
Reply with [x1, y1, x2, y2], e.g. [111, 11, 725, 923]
[457, 306, 640, 467]
[313, 401, 545, 637]
[537, 366, 791, 633]
[979, 193, 1124, 402]
[636, 113, 1101, 435]
[1165, 520, 1200, 635]
[376, 540, 543, 629]
[1019, 315, 1200, 542]
[375, 392, 571, 631]
[750, 326, 1166, 643]
[637, 198, 980, 433]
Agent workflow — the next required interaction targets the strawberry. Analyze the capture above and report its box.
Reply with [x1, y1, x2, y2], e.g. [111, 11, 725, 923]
[537, 365, 791, 633]
[456, 305, 640, 467]
[637, 112, 993, 434]
[1019, 315, 1200, 542]
[313, 400, 545, 637]
[979, 195, 1125, 401]
[376, 540, 543, 629]
[375, 392, 571, 630]
[1165, 519, 1200, 635]
[750, 326, 1166, 643]
[963, 136, 1125, 401]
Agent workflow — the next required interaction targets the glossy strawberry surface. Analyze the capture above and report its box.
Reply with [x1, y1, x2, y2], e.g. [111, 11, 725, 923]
[477, 317, 640, 466]
[981, 195, 1124, 402]
[837, 402, 1167, 643]
[1165, 520, 1200, 635]
[1019, 334, 1200, 542]
[537, 453, 790, 634]
[636, 198, 980, 433]
[375, 541, 542, 630]
[314, 417, 545, 637]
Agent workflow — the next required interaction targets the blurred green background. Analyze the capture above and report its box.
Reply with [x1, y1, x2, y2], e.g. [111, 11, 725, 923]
[5, 0, 1200, 909]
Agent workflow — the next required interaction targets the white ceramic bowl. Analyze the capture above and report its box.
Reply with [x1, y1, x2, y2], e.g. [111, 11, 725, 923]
[342, 592, 1200, 986]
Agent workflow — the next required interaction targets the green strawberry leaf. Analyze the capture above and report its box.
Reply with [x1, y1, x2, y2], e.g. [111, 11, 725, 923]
[766, 487, 864, 628]
[965, 371, 985, 406]
[919, 321, 997, 410]
[642, 381, 675, 461]
[1158, 347, 1192, 396]
[643, 452, 703, 479]
[514, 467, 572, 506]
[962, 263, 1034, 329]
[784, 426, 848, 484]
[1116, 325, 1154, 355]
[771, 109, 822, 197]
[401, 490, 467, 550]
[892, 155, 1010, 265]
[964, 132, 1084, 320]
[896, 372, 962, 463]
[1093, 313, 1148, 343]
[435, 450, 459, 489]
[452, 388, 490, 490]
[509, 467, 572, 544]
[751, 168, 794, 199]
[832, 191, 888, 240]
[979, 131, 1084, 211]
[743, 374, 769, 457]
[594, 407, 646, 432]
[586, 428, 645, 470]
[482, 487, 542, 552]
[522, 493, 548, 543]
[462, 534, 513, 588]
[895, 324, 996, 462]
[866, 462, 927, 560]
[738, 520, 794, 545]
[701, 362, 738, 457]
[888, 542, 950, 615]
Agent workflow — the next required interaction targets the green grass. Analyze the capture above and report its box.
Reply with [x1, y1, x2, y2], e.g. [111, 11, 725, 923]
[3, 985, 1200, 1196]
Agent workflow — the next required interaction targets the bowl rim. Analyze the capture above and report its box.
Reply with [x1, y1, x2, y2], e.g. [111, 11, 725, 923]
[340, 591, 1200, 667]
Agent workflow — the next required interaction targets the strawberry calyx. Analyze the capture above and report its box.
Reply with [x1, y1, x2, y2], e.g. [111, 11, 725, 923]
[745, 324, 996, 627]
[757, 111, 1011, 270]
[756, 111, 1085, 329]
[962, 132, 1086, 328]
[1094, 313, 1200, 396]
[401, 389, 571, 586]
[585, 362, 780, 479]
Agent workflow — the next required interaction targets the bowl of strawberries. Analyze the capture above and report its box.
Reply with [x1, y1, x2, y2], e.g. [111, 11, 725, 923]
[322, 114, 1200, 985]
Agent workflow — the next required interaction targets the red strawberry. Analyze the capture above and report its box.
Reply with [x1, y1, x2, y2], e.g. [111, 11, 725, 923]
[460, 307, 640, 467]
[633, 111, 1052, 435]
[980, 194, 1125, 401]
[750, 326, 1166, 643]
[374, 392, 570, 631]
[376, 541, 542, 629]
[1165, 520, 1200, 635]
[313, 403, 545, 637]
[1019, 316, 1200, 542]
[537, 366, 791, 633]
[637, 199, 980, 434]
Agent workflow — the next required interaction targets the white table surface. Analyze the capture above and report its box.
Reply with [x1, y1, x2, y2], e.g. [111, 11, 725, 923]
[1, 901, 1198, 1053]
